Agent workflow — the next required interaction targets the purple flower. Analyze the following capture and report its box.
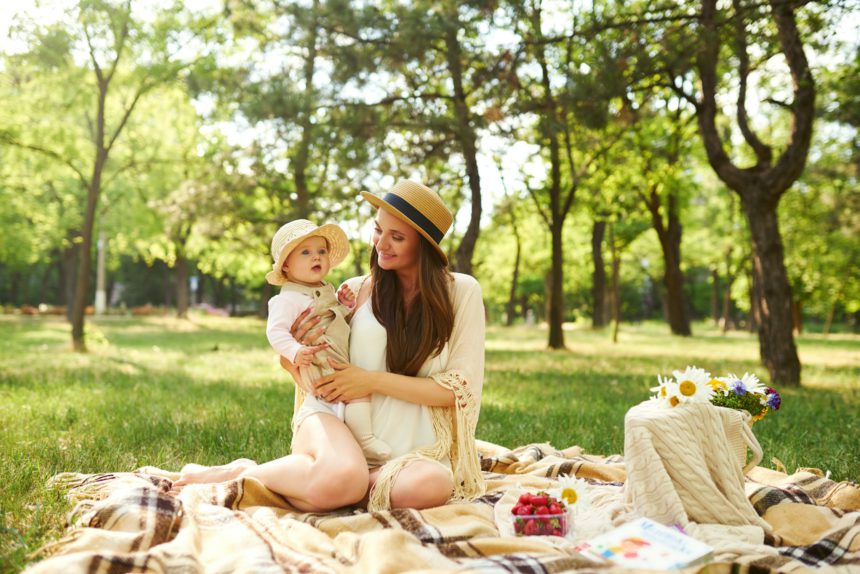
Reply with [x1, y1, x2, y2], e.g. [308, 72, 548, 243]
[766, 389, 781, 410]
[731, 380, 747, 396]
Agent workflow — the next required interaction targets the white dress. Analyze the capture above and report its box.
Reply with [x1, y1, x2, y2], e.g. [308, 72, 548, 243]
[348, 300, 442, 459]
[339, 272, 486, 508]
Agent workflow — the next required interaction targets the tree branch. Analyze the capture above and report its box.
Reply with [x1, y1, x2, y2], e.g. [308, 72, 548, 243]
[1, 138, 89, 188]
[524, 180, 552, 229]
[768, 0, 816, 197]
[695, 0, 746, 192]
[732, 0, 773, 168]
[82, 21, 104, 84]
[105, 2, 132, 84]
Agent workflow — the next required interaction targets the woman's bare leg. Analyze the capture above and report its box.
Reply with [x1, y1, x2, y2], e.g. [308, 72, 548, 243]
[175, 413, 368, 512]
[367, 459, 454, 510]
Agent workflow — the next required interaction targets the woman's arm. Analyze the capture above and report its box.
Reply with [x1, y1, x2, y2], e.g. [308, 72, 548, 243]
[314, 275, 485, 408]
[314, 362, 455, 406]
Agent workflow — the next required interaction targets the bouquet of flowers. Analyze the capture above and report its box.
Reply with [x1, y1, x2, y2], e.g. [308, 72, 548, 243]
[650, 366, 782, 421]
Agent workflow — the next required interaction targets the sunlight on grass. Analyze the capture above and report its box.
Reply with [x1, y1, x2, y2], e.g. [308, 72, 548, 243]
[0, 315, 858, 571]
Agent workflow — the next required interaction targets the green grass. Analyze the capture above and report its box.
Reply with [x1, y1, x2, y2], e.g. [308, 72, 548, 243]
[1, 315, 858, 572]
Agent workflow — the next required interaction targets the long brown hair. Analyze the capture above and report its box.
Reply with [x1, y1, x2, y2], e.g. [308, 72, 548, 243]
[370, 237, 455, 376]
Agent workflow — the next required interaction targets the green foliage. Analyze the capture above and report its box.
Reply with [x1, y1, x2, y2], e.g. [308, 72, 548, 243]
[711, 390, 768, 419]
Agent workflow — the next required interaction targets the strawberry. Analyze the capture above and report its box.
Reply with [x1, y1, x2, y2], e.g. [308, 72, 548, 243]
[548, 503, 563, 514]
[530, 494, 549, 507]
[536, 505, 550, 515]
[523, 519, 539, 535]
[517, 493, 533, 505]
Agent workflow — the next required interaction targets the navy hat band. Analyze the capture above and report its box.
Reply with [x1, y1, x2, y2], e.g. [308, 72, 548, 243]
[383, 192, 445, 244]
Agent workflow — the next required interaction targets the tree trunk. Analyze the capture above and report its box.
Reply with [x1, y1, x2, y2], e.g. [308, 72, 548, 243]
[38, 262, 52, 304]
[95, 231, 107, 315]
[9, 271, 20, 306]
[646, 191, 692, 336]
[792, 300, 803, 335]
[445, 24, 482, 276]
[747, 272, 758, 333]
[710, 268, 720, 326]
[505, 236, 521, 327]
[196, 272, 206, 305]
[60, 237, 78, 319]
[163, 262, 174, 308]
[548, 222, 565, 348]
[721, 273, 735, 333]
[291, 0, 320, 220]
[743, 197, 801, 385]
[175, 251, 189, 319]
[822, 298, 836, 336]
[71, 153, 106, 351]
[610, 227, 621, 344]
[591, 220, 607, 328]
[259, 282, 272, 319]
[229, 277, 238, 316]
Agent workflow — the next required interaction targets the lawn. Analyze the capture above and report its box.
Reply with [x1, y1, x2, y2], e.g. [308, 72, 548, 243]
[1, 314, 858, 571]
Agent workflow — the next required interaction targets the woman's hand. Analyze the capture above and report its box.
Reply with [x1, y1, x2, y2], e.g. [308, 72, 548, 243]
[290, 306, 328, 347]
[313, 359, 373, 403]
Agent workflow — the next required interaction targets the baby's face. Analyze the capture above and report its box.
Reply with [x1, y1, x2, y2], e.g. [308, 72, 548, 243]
[284, 235, 330, 286]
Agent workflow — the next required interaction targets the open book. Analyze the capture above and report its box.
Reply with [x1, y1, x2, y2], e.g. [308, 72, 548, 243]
[574, 518, 713, 570]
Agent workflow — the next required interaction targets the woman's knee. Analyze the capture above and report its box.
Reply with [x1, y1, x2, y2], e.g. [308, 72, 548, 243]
[390, 463, 454, 509]
[305, 459, 369, 509]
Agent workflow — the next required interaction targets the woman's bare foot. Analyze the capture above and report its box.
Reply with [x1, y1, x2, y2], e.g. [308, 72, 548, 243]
[173, 458, 257, 488]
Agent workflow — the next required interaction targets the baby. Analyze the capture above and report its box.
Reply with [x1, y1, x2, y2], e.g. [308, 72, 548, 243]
[265, 219, 390, 463]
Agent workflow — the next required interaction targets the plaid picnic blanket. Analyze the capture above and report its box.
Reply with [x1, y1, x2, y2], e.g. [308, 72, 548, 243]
[26, 441, 860, 573]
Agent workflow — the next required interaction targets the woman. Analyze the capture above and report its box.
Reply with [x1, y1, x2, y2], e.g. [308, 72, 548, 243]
[175, 180, 485, 512]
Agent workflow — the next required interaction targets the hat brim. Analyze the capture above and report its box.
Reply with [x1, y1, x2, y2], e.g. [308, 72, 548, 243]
[266, 223, 350, 286]
[361, 191, 448, 266]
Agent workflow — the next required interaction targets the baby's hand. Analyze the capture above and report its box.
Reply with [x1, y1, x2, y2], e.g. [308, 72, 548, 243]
[337, 284, 356, 309]
[294, 347, 314, 368]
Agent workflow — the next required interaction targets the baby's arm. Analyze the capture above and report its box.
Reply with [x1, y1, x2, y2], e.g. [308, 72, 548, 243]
[266, 294, 310, 365]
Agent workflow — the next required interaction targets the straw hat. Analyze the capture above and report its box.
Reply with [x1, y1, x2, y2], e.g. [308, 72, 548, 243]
[360, 180, 453, 265]
[265, 219, 349, 286]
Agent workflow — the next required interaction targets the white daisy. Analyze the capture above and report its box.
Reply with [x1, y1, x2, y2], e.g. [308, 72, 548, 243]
[650, 374, 680, 407]
[552, 475, 591, 512]
[671, 366, 714, 404]
[728, 373, 767, 395]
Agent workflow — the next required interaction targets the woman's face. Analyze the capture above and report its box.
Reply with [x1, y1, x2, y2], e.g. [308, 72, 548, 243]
[372, 208, 421, 272]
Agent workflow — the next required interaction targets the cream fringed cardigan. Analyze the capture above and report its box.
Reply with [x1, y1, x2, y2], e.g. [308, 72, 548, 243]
[291, 273, 486, 511]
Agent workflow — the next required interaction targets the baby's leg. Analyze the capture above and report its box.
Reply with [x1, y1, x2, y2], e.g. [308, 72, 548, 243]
[174, 458, 258, 488]
[344, 399, 391, 464]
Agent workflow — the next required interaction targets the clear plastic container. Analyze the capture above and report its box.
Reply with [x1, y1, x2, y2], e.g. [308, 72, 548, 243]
[510, 508, 572, 537]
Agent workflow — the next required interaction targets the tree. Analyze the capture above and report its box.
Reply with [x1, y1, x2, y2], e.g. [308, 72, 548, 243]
[2, 0, 210, 350]
[627, 101, 695, 336]
[507, 0, 629, 348]
[325, 0, 513, 274]
[692, 0, 818, 384]
[628, 0, 820, 383]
